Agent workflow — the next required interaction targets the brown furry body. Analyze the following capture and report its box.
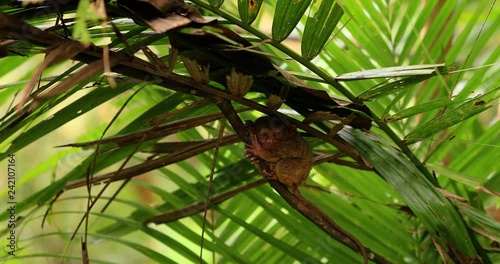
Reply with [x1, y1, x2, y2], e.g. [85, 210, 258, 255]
[245, 116, 313, 189]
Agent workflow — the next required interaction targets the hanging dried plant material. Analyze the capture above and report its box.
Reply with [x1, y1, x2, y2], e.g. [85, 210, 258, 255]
[226, 68, 253, 97]
[116, 0, 213, 32]
[141, 46, 170, 75]
[181, 56, 210, 84]
[266, 95, 284, 111]
[303, 111, 342, 124]
[16, 41, 86, 111]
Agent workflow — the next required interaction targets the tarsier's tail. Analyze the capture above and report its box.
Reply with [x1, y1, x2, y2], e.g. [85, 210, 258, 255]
[293, 188, 369, 264]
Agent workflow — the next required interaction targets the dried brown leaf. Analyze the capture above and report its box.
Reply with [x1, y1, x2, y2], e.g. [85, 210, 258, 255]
[17, 41, 87, 111]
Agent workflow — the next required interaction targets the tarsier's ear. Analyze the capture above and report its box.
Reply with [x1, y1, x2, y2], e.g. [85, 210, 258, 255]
[288, 124, 297, 134]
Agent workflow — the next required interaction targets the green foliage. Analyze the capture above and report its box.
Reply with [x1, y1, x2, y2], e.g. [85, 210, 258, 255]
[0, 0, 498, 263]
[340, 128, 477, 257]
[237, 0, 263, 25]
[272, 0, 312, 42]
[301, 0, 343, 60]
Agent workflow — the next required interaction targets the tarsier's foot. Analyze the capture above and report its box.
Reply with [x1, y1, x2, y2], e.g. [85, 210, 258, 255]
[292, 186, 301, 198]
[261, 169, 277, 180]
[244, 153, 259, 164]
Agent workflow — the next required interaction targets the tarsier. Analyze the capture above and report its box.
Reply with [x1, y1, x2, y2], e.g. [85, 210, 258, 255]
[244, 115, 313, 194]
[244, 115, 368, 264]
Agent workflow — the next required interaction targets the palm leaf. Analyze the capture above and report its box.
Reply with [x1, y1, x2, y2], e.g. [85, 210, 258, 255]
[1, 0, 498, 263]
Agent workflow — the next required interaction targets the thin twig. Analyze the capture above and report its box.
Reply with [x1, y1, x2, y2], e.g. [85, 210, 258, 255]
[199, 116, 226, 263]
[146, 179, 267, 224]
[65, 134, 241, 189]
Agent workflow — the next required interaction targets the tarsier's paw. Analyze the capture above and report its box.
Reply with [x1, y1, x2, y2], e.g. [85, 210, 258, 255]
[244, 143, 259, 164]
[244, 133, 264, 164]
[249, 133, 266, 154]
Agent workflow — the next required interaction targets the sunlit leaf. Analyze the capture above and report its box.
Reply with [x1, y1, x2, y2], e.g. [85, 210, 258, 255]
[272, 0, 312, 42]
[457, 204, 500, 240]
[336, 64, 447, 80]
[302, 0, 343, 60]
[0, 84, 130, 160]
[358, 75, 433, 101]
[383, 97, 462, 122]
[209, 0, 224, 8]
[339, 127, 479, 259]
[238, 0, 263, 25]
[73, 0, 105, 43]
[405, 87, 500, 144]
[427, 164, 484, 187]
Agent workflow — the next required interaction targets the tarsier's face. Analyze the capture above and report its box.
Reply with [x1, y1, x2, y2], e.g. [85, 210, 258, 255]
[257, 127, 284, 148]
[255, 117, 296, 149]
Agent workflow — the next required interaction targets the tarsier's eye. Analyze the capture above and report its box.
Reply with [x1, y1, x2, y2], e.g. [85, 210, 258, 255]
[269, 118, 286, 133]
[178, 6, 188, 16]
[258, 130, 268, 142]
